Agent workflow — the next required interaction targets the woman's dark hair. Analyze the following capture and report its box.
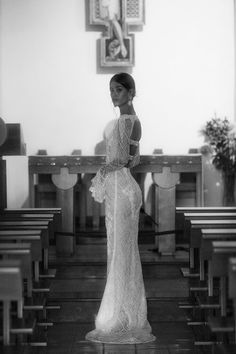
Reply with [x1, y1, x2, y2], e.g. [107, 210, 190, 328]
[110, 72, 136, 97]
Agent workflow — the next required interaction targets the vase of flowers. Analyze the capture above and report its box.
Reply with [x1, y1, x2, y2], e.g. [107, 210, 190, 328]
[201, 116, 236, 206]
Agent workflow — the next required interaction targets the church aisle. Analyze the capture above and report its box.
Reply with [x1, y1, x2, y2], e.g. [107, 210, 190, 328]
[24, 244, 208, 353]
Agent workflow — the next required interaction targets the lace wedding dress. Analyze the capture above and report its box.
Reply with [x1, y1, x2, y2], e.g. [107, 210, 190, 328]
[86, 114, 156, 344]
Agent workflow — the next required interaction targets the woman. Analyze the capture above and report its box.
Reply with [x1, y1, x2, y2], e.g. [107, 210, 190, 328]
[86, 73, 156, 344]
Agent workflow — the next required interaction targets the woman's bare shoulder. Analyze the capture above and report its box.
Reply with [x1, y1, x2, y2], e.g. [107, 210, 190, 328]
[131, 118, 141, 141]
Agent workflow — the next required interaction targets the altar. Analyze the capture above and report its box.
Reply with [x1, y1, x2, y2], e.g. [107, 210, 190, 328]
[28, 154, 203, 255]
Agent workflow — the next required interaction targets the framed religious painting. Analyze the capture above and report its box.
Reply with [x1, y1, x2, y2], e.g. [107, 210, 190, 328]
[89, 0, 145, 67]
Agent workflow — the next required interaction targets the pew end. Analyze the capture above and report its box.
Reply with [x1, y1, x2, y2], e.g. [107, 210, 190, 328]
[0, 260, 23, 345]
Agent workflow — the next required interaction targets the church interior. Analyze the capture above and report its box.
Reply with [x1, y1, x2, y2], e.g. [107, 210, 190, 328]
[0, 0, 236, 353]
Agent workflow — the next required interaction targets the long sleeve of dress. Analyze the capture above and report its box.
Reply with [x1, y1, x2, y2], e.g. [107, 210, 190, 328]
[90, 117, 135, 203]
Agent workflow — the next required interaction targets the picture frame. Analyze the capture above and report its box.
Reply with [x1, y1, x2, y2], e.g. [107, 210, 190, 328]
[100, 33, 134, 67]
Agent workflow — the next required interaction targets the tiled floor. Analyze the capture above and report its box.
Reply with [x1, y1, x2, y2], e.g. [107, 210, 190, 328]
[2, 244, 210, 353]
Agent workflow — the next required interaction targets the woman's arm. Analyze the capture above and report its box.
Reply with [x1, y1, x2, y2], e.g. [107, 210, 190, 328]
[90, 117, 140, 202]
[99, 117, 132, 178]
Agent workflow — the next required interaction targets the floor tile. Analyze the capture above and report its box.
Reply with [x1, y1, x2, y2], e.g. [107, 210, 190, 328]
[44, 243, 202, 353]
[49, 278, 188, 299]
[71, 340, 103, 354]
[48, 301, 100, 322]
[46, 323, 77, 348]
[147, 301, 189, 322]
[136, 342, 169, 353]
[151, 322, 194, 345]
[0, 346, 25, 354]
[103, 343, 136, 353]
[48, 299, 188, 324]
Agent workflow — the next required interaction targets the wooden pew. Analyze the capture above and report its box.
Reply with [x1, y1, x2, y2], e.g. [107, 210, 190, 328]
[0, 230, 42, 281]
[176, 207, 236, 232]
[184, 213, 236, 238]
[0, 213, 54, 227]
[1, 212, 57, 244]
[189, 223, 236, 298]
[189, 220, 236, 271]
[180, 217, 236, 324]
[0, 220, 50, 270]
[200, 242, 236, 352]
[0, 243, 32, 297]
[0, 241, 49, 298]
[186, 230, 236, 320]
[229, 257, 236, 343]
[210, 241, 236, 317]
[0, 220, 58, 296]
[0, 234, 57, 346]
[1, 212, 55, 220]
[194, 241, 236, 339]
[185, 240, 236, 350]
[201, 230, 236, 288]
[0, 256, 48, 346]
[0, 212, 61, 270]
[179, 211, 236, 349]
[3, 207, 62, 234]
[0, 259, 24, 345]
[189, 221, 236, 278]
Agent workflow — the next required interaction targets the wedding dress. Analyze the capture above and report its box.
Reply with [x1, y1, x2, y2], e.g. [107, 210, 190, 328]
[86, 114, 156, 344]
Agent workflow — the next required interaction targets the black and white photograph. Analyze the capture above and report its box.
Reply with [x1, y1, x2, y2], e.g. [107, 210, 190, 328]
[0, 0, 236, 353]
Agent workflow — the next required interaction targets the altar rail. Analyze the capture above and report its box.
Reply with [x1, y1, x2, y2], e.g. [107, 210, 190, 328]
[28, 154, 203, 254]
[29, 154, 202, 173]
[28, 154, 203, 202]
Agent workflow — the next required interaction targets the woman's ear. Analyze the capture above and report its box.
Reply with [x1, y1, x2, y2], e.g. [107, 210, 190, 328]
[129, 88, 134, 100]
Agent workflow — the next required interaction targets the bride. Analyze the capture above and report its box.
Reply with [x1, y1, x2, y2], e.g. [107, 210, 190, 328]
[86, 73, 156, 344]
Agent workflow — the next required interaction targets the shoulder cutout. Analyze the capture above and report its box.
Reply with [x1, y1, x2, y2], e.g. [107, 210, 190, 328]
[130, 119, 141, 142]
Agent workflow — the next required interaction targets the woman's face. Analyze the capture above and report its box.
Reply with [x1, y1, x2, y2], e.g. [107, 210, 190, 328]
[110, 80, 130, 107]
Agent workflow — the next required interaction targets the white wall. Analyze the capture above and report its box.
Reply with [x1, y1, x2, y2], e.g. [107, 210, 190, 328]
[0, 0, 234, 207]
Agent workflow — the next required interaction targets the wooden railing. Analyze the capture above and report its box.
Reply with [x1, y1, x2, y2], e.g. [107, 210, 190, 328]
[28, 154, 203, 255]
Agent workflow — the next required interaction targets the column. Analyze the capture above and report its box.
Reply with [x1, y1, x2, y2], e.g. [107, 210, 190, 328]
[52, 167, 78, 255]
[152, 167, 180, 255]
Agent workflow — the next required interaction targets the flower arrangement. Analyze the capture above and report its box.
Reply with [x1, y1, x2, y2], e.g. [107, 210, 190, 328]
[200, 116, 236, 205]
[201, 116, 236, 173]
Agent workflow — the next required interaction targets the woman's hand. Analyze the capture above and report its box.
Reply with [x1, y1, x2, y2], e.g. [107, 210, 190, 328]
[89, 171, 106, 203]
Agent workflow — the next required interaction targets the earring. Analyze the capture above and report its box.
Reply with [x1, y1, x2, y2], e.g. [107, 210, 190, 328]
[128, 99, 132, 106]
